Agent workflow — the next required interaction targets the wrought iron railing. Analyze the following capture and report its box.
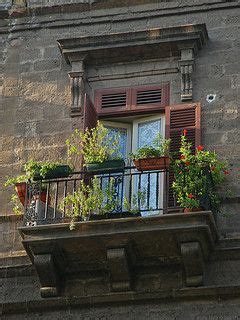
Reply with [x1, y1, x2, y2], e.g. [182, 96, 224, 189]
[23, 167, 169, 226]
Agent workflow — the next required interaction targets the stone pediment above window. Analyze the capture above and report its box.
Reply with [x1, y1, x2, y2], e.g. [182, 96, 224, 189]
[57, 24, 208, 116]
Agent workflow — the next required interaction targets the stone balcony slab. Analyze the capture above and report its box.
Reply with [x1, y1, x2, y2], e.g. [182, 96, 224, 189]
[19, 211, 218, 298]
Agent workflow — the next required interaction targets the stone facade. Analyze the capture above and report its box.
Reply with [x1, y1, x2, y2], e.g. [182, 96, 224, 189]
[0, 0, 240, 318]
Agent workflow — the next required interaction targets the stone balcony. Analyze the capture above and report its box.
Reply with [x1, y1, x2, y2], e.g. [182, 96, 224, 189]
[19, 211, 217, 299]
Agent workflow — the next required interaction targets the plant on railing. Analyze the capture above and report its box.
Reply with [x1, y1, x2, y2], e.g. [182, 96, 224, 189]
[5, 159, 73, 214]
[172, 130, 229, 213]
[130, 134, 171, 171]
[66, 121, 124, 172]
[61, 177, 119, 229]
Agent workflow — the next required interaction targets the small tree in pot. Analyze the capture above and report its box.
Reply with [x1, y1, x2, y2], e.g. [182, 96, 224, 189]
[66, 121, 124, 173]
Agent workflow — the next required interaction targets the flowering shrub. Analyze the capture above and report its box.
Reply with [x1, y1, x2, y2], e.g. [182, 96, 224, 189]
[172, 130, 229, 212]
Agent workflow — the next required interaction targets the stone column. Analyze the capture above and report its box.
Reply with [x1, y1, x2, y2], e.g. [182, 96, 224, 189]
[68, 57, 86, 117]
[179, 49, 194, 101]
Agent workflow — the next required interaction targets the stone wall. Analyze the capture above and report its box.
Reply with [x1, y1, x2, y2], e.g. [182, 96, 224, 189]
[0, 1, 240, 317]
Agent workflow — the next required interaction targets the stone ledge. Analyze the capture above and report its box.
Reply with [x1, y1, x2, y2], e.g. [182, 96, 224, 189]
[2, 284, 240, 316]
[1, 1, 239, 34]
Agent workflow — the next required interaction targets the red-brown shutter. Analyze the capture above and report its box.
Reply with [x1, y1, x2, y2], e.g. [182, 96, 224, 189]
[81, 94, 98, 170]
[83, 93, 98, 130]
[165, 103, 201, 207]
[94, 84, 169, 116]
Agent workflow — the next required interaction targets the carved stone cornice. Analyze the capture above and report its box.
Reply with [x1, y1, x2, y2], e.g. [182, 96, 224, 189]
[57, 24, 208, 108]
[57, 24, 208, 65]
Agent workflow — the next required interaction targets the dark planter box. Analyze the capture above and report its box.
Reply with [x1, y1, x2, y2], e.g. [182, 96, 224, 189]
[43, 165, 73, 179]
[86, 159, 125, 173]
[89, 212, 141, 220]
[33, 165, 73, 180]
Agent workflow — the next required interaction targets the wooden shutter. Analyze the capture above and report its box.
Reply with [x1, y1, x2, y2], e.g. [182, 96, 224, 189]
[83, 93, 98, 130]
[95, 87, 131, 115]
[165, 103, 201, 207]
[81, 94, 98, 170]
[132, 84, 169, 112]
[95, 84, 169, 116]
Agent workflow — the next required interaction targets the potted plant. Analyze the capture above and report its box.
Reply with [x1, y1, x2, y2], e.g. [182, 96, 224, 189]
[131, 134, 171, 171]
[5, 160, 73, 211]
[61, 176, 141, 229]
[172, 130, 229, 213]
[24, 159, 73, 180]
[66, 121, 125, 173]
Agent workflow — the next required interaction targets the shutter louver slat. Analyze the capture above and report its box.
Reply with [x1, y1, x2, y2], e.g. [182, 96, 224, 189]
[137, 89, 162, 105]
[165, 103, 201, 207]
[101, 92, 126, 108]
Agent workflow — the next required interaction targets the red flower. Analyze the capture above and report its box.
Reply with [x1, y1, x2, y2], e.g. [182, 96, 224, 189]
[211, 166, 216, 171]
[180, 155, 185, 160]
[187, 193, 195, 199]
[183, 129, 187, 136]
[197, 145, 204, 151]
[223, 170, 230, 175]
[185, 161, 190, 166]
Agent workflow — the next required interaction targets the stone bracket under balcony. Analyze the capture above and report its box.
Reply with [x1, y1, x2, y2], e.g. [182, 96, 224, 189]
[19, 211, 217, 298]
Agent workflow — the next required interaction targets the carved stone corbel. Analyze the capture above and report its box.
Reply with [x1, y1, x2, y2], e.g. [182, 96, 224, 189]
[34, 253, 61, 298]
[107, 246, 133, 292]
[179, 49, 195, 101]
[181, 242, 204, 287]
[68, 57, 87, 117]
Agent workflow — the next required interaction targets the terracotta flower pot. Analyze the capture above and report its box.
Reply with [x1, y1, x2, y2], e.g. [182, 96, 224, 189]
[133, 156, 170, 171]
[183, 207, 203, 213]
[15, 182, 50, 206]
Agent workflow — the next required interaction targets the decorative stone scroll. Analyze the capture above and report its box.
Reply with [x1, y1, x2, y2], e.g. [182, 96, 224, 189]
[68, 58, 86, 117]
[181, 241, 204, 287]
[179, 49, 195, 101]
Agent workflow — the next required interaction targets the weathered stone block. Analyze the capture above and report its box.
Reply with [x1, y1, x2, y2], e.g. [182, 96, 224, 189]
[34, 59, 60, 72]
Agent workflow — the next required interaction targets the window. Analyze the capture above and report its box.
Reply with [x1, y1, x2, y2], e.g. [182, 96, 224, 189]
[83, 86, 201, 209]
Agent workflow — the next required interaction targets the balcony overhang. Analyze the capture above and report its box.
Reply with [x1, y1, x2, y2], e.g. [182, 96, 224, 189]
[57, 24, 208, 65]
[19, 211, 217, 298]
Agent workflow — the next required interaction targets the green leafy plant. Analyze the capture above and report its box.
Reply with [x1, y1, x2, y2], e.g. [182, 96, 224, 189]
[66, 121, 122, 165]
[123, 189, 146, 214]
[130, 134, 171, 160]
[172, 130, 229, 212]
[61, 177, 121, 229]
